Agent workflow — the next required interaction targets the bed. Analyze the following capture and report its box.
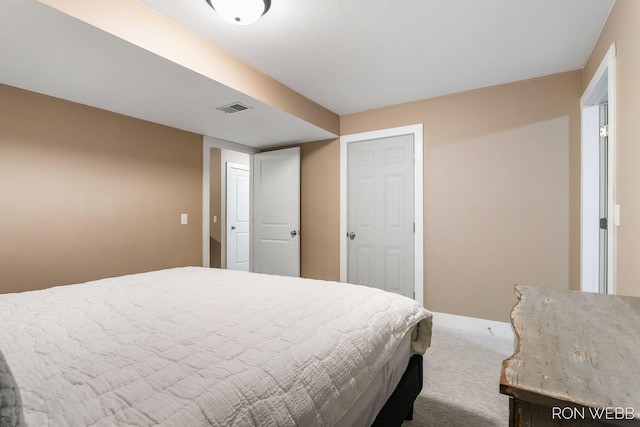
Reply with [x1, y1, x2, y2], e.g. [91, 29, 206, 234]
[0, 267, 432, 426]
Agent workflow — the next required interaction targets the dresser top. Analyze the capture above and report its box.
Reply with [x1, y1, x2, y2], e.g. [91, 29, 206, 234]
[501, 285, 640, 419]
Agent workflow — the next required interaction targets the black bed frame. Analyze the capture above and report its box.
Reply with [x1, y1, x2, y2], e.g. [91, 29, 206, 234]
[371, 354, 423, 427]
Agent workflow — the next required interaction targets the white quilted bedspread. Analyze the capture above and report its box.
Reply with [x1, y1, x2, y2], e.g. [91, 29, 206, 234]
[0, 267, 432, 426]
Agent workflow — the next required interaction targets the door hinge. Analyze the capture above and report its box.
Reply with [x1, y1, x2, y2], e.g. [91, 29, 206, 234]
[600, 125, 609, 138]
[600, 218, 608, 230]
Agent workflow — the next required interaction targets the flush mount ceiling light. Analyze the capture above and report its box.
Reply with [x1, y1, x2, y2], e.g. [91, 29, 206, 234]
[205, 0, 271, 26]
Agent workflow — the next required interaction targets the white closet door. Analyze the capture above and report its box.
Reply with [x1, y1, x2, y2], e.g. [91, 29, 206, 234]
[226, 162, 250, 271]
[347, 135, 414, 297]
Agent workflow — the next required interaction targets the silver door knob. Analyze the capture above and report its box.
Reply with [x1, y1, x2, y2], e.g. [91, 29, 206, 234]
[290, 230, 298, 237]
[348, 232, 356, 240]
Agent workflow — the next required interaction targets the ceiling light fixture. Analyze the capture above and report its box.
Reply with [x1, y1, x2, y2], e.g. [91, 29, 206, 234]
[205, 0, 271, 26]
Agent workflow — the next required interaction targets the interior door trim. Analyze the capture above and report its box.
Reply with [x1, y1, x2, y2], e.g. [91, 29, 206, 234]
[580, 43, 617, 294]
[339, 124, 424, 306]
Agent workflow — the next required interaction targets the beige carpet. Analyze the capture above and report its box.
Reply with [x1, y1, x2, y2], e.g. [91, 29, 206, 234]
[403, 323, 515, 427]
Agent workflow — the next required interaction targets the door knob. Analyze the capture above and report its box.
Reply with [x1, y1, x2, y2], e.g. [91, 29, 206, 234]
[348, 232, 356, 240]
[290, 230, 298, 237]
[231, 226, 236, 230]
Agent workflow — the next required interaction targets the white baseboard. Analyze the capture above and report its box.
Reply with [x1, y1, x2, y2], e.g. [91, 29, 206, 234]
[431, 311, 514, 340]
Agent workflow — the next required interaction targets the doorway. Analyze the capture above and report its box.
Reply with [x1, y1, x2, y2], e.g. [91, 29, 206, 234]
[202, 136, 257, 269]
[581, 43, 617, 294]
[340, 124, 424, 305]
[201, 137, 301, 276]
[209, 147, 251, 269]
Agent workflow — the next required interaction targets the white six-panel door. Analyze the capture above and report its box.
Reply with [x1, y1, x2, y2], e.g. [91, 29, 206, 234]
[252, 147, 301, 277]
[226, 162, 250, 271]
[347, 135, 414, 297]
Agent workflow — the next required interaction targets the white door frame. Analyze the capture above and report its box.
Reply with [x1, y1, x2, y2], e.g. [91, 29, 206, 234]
[580, 43, 617, 294]
[202, 136, 258, 268]
[340, 124, 424, 306]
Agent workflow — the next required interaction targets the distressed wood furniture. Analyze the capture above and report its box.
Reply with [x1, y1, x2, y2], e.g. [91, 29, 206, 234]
[500, 285, 640, 426]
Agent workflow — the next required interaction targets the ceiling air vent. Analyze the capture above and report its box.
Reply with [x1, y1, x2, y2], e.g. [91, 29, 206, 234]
[216, 102, 252, 114]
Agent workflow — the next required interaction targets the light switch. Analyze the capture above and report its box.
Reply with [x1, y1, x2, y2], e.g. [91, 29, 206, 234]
[213, 215, 217, 223]
[181, 213, 188, 225]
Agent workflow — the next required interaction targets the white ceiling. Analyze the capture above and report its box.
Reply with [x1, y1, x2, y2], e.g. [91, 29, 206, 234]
[0, 0, 615, 147]
[139, 0, 615, 115]
[0, 0, 336, 148]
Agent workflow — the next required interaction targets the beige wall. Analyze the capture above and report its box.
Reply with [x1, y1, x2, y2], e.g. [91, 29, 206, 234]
[300, 139, 341, 281]
[583, 0, 640, 298]
[339, 71, 582, 322]
[0, 84, 203, 293]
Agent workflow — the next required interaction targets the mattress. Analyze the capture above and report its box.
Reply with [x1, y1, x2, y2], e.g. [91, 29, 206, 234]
[336, 332, 412, 427]
[0, 267, 432, 426]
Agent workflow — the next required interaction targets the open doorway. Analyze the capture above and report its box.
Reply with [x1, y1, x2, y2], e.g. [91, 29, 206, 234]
[202, 137, 258, 269]
[581, 43, 617, 294]
[209, 149, 251, 269]
[201, 137, 301, 276]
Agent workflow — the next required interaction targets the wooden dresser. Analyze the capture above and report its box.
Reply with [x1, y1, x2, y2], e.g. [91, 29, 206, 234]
[500, 285, 640, 426]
